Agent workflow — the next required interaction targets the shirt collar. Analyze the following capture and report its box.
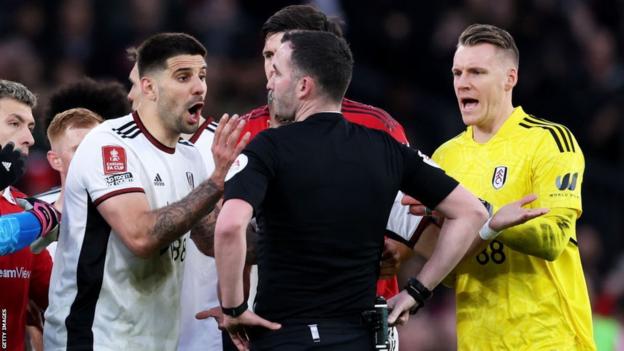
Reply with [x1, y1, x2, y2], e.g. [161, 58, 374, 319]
[2, 187, 16, 205]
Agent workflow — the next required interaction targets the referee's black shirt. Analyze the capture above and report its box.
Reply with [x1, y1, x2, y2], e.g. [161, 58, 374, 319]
[224, 112, 457, 322]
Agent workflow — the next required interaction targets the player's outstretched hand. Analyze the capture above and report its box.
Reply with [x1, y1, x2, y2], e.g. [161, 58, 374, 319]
[221, 310, 281, 351]
[210, 114, 251, 189]
[195, 306, 225, 328]
[401, 195, 441, 217]
[489, 194, 549, 232]
[387, 290, 415, 326]
[0, 142, 26, 190]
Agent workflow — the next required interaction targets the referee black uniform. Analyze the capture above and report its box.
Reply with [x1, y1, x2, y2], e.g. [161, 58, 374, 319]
[224, 112, 458, 350]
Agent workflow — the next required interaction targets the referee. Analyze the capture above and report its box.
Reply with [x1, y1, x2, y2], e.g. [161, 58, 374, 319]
[215, 31, 488, 350]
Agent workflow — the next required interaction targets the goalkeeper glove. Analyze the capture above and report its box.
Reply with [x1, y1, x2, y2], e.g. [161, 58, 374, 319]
[0, 142, 26, 190]
[17, 198, 61, 254]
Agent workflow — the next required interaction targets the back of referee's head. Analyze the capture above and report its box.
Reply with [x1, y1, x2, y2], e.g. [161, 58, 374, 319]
[281, 30, 353, 104]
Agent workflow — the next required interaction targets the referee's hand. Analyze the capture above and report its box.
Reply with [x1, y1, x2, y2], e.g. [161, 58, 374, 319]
[222, 310, 281, 351]
[387, 290, 415, 326]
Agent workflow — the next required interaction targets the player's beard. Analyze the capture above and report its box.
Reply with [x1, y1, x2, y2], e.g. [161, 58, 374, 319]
[158, 95, 200, 135]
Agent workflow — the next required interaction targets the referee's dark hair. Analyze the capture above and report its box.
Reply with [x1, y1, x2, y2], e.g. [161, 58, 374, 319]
[137, 33, 206, 77]
[459, 24, 519, 68]
[281, 30, 353, 103]
[262, 5, 343, 39]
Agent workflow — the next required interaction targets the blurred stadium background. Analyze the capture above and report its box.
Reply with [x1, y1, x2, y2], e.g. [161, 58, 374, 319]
[1, 0, 623, 349]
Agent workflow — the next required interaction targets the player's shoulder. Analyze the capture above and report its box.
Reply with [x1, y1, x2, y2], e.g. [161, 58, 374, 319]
[341, 98, 408, 144]
[434, 130, 468, 155]
[240, 105, 270, 121]
[86, 113, 135, 143]
[515, 112, 580, 154]
[341, 98, 400, 126]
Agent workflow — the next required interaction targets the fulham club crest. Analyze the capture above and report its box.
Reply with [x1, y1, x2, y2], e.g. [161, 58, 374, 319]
[492, 166, 507, 189]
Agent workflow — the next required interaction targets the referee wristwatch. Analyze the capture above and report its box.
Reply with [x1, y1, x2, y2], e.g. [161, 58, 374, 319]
[221, 301, 248, 318]
[404, 278, 432, 314]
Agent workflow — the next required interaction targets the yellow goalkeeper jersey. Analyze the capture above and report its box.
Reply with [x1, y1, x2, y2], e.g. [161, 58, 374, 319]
[432, 106, 595, 350]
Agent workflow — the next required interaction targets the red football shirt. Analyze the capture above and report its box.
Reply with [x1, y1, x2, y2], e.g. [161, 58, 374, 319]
[0, 187, 52, 351]
[240, 98, 408, 299]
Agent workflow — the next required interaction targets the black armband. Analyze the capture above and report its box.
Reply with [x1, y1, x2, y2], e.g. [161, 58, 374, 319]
[221, 301, 248, 318]
[405, 278, 432, 314]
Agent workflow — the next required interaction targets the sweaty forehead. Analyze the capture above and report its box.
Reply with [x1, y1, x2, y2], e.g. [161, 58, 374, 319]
[166, 55, 207, 72]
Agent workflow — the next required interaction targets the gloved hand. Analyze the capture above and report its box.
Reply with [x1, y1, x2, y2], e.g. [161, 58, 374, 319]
[17, 198, 61, 254]
[0, 142, 26, 190]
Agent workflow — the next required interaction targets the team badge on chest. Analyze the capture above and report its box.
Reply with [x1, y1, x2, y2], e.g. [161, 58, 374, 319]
[492, 166, 507, 189]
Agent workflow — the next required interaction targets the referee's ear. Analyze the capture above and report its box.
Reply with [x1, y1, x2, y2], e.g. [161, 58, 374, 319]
[296, 76, 315, 100]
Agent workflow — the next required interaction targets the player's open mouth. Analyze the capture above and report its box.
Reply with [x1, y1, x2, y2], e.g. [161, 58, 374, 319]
[187, 102, 204, 123]
[461, 98, 479, 111]
[188, 102, 204, 115]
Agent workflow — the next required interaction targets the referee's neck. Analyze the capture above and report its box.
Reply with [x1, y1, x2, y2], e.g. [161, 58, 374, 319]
[295, 99, 341, 122]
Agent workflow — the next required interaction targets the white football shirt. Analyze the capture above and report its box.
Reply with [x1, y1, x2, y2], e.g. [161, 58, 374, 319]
[44, 112, 207, 351]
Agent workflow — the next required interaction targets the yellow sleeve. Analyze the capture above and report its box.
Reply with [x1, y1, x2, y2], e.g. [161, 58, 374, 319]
[497, 207, 576, 261]
[531, 127, 584, 214]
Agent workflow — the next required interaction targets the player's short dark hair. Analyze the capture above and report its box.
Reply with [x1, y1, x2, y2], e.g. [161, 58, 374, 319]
[47, 78, 130, 126]
[262, 5, 343, 39]
[458, 24, 519, 67]
[137, 32, 206, 77]
[0, 79, 36, 108]
[282, 30, 353, 103]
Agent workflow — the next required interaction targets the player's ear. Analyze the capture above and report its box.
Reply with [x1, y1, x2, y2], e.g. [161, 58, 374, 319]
[504, 67, 518, 91]
[47, 150, 63, 173]
[141, 76, 157, 101]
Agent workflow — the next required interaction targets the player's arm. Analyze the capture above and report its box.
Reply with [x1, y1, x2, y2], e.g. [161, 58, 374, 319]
[189, 202, 258, 263]
[0, 198, 60, 256]
[98, 115, 249, 258]
[495, 207, 575, 261]
[494, 130, 584, 261]
[404, 194, 550, 260]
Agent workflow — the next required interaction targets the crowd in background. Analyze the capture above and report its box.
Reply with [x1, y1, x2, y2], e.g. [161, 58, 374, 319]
[1, 0, 623, 349]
